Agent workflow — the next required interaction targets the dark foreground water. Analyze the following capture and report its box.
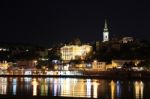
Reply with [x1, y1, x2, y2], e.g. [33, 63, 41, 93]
[0, 77, 150, 99]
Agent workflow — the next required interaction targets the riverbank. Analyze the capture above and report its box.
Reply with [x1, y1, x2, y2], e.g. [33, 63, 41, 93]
[0, 71, 150, 80]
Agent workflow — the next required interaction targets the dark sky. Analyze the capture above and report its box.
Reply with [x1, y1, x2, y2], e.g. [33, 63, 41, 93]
[0, 0, 150, 47]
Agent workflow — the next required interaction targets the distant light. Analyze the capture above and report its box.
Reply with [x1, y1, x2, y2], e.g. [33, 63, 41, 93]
[33, 60, 38, 65]
[86, 64, 92, 67]
[39, 58, 48, 61]
[94, 60, 97, 63]
[0, 48, 8, 51]
[52, 60, 59, 64]
[48, 48, 52, 51]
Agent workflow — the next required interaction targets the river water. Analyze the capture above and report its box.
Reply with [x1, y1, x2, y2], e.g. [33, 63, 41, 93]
[0, 77, 149, 99]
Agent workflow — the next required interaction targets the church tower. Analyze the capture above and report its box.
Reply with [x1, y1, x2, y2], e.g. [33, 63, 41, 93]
[103, 20, 109, 42]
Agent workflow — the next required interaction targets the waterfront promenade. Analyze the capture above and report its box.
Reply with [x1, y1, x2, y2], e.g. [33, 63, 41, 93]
[0, 71, 150, 80]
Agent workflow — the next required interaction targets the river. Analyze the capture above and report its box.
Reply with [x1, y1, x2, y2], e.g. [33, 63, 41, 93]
[0, 77, 149, 99]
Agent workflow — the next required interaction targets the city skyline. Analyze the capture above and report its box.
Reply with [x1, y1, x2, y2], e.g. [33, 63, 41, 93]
[0, 0, 150, 47]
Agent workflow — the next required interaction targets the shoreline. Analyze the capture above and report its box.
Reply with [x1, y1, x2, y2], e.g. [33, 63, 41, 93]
[0, 71, 150, 80]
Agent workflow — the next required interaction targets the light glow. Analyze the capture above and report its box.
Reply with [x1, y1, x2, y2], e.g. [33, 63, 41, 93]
[32, 78, 38, 96]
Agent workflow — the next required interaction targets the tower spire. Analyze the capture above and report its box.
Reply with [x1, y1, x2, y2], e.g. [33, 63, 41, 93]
[105, 20, 107, 28]
[104, 19, 108, 32]
[103, 19, 109, 42]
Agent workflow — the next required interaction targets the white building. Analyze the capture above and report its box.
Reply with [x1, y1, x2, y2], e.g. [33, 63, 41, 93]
[103, 20, 109, 42]
[122, 37, 134, 43]
[60, 45, 92, 61]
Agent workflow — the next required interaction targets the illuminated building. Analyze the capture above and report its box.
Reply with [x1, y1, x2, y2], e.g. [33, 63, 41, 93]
[96, 41, 100, 52]
[111, 60, 142, 68]
[16, 60, 37, 69]
[92, 60, 106, 71]
[103, 20, 109, 42]
[0, 61, 10, 70]
[0, 48, 9, 51]
[60, 45, 92, 61]
[122, 37, 134, 43]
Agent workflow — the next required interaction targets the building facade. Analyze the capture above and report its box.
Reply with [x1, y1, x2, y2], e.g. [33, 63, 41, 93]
[16, 60, 37, 69]
[0, 61, 11, 70]
[60, 45, 92, 61]
[122, 37, 134, 43]
[92, 60, 106, 71]
[112, 59, 142, 68]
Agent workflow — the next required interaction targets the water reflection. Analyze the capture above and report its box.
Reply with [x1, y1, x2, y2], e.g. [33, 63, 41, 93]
[134, 81, 144, 99]
[110, 80, 115, 99]
[116, 81, 121, 99]
[0, 77, 7, 95]
[31, 78, 38, 96]
[92, 80, 99, 98]
[40, 78, 48, 96]
[12, 78, 17, 95]
[86, 79, 91, 98]
[0, 77, 148, 98]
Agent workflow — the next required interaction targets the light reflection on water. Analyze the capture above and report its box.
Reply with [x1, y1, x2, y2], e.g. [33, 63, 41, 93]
[31, 78, 38, 96]
[12, 78, 17, 95]
[110, 80, 115, 99]
[134, 81, 144, 99]
[0, 77, 7, 95]
[0, 77, 149, 98]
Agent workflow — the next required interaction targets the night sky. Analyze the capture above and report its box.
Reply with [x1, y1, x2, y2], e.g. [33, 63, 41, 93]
[1, 0, 150, 47]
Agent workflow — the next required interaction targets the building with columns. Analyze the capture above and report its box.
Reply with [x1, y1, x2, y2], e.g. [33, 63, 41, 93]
[60, 45, 92, 61]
